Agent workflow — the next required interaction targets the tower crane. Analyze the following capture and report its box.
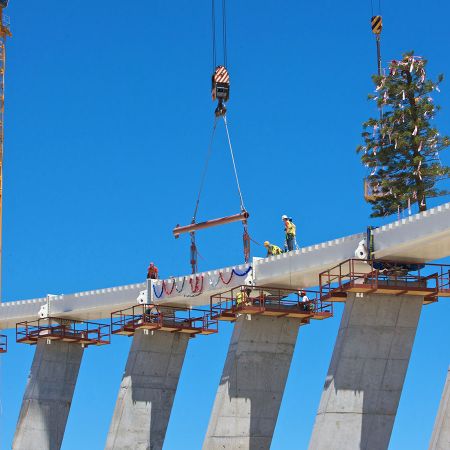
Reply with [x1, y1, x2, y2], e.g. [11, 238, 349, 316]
[0, 0, 11, 300]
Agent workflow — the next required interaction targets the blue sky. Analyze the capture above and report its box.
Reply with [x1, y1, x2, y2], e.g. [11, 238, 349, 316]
[1, 0, 450, 448]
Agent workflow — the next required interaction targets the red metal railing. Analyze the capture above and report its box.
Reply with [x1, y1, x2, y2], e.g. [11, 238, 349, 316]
[319, 259, 448, 300]
[111, 304, 218, 335]
[16, 317, 110, 346]
[111, 304, 163, 334]
[210, 285, 333, 318]
[0, 334, 6, 353]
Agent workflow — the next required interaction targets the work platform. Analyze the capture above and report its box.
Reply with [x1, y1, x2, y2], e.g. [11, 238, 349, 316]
[0, 334, 6, 353]
[16, 317, 110, 347]
[1, 202, 450, 329]
[211, 285, 333, 323]
[111, 304, 218, 336]
[319, 259, 450, 305]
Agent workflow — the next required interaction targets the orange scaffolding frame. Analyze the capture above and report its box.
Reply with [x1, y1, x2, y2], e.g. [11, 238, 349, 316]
[210, 285, 333, 323]
[319, 259, 450, 304]
[0, 333, 6, 353]
[16, 317, 110, 347]
[111, 304, 218, 337]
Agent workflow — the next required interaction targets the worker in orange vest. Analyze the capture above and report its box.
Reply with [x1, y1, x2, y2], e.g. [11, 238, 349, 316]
[147, 262, 159, 280]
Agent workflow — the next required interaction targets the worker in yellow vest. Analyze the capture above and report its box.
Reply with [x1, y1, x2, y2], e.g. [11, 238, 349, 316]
[264, 241, 283, 257]
[282, 214, 296, 251]
[236, 287, 252, 307]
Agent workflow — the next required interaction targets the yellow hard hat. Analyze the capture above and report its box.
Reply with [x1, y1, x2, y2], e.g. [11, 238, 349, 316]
[264, 241, 270, 246]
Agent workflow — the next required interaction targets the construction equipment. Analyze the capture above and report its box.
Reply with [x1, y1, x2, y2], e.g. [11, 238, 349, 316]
[0, 333, 6, 352]
[212, 65, 230, 117]
[210, 285, 333, 323]
[111, 304, 218, 337]
[16, 317, 110, 347]
[175, 0, 251, 273]
[371, 15, 382, 76]
[0, 0, 10, 300]
[319, 259, 450, 305]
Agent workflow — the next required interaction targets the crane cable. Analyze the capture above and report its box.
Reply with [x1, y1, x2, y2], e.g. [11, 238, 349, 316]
[192, 117, 218, 222]
[223, 115, 245, 212]
[211, 0, 228, 69]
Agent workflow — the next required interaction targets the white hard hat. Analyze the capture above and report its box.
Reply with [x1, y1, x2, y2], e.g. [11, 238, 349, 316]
[281, 214, 288, 220]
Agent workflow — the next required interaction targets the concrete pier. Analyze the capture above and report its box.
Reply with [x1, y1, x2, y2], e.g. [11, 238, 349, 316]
[309, 292, 423, 450]
[13, 340, 84, 450]
[203, 314, 301, 450]
[429, 366, 450, 450]
[105, 329, 189, 450]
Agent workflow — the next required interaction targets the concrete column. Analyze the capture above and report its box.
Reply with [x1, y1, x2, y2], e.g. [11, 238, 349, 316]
[203, 314, 301, 450]
[309, 292, 423, 450]
[105, 329, 189, 450]
[13, 340, 84, 450]
[429, 366, 450, 450]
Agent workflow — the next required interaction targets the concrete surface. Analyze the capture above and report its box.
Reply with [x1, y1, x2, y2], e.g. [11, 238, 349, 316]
[429, 366, 450, 450]
[309, 292, 423, 450]
[203, 314, 301, 450]
[2, 201, 450, 327]
[12, 339, 84, 450]
[105, 329, 189, 450]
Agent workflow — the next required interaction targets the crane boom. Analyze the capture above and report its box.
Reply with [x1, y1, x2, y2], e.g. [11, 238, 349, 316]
[0, 1, 11, 301]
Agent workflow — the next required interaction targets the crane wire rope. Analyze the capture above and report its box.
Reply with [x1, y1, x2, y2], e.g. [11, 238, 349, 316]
[211, 0, 227, 68]
[222, 0, 227, 67]
[192, 117, 218, 222]
[223, 115, 245, 212]
[212, 0, 216, 71]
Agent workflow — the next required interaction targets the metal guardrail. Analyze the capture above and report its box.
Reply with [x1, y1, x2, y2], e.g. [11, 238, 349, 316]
[16, 317, 110, 347]
[0, 334, 6, 353]
[210, 285, 333, 320]
[111, 304, 218, 336]
[319, 259, 450, 302]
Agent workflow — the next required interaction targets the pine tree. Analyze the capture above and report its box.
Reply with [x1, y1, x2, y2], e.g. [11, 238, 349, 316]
[357, 52, 450, 217]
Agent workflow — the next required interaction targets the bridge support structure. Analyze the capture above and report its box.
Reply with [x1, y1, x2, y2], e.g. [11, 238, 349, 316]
[309, 291, 424, 450]
[203, 314, 302, 450]
[429, 366, 450, 450]
[12, 339, 84, 450]
[105, 328, 189, 450]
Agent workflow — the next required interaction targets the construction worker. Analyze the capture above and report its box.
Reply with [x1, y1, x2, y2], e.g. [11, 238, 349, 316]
[282, 214, 297, 252]
[147, 262, 159, 280]
[264, 241, 283, 257]
[236, 287, 252, 307]
[299, 290, 312, 311]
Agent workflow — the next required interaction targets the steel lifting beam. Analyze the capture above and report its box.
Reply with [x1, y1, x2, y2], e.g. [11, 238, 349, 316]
[173, 211, 249, 238]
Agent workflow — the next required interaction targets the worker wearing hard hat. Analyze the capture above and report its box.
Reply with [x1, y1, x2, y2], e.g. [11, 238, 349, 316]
[264, 241, 283, 257]
[147, 262, 159, 280]
[236, 286, 252, 307]
[282, 215, 297, 252]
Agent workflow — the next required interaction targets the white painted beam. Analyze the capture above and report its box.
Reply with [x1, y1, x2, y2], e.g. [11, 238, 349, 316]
[1, 202, 449, 330]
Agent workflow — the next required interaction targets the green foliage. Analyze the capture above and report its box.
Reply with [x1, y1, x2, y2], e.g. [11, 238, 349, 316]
[357, 52, 450, 217]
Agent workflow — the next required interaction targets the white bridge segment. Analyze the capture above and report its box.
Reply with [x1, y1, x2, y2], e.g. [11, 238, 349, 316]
[1, 202, 450, 330]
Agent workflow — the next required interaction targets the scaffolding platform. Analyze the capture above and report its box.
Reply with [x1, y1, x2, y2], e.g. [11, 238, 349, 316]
[319, 259, 450, 305]
[210, 286, 333, 323]
[0, 334, 6, 353]
[111, 304, 218, 337]
[16, 317, 110, 347]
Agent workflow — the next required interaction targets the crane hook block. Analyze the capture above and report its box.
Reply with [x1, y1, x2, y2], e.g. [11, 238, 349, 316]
[212, 66, 230, 102]
[371, 15, 382, 35]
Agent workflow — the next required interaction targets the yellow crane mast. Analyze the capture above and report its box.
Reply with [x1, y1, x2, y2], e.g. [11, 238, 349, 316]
[0, 0, 11, 300]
